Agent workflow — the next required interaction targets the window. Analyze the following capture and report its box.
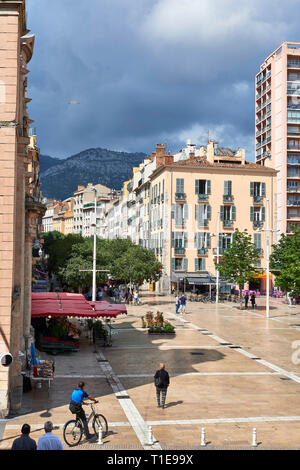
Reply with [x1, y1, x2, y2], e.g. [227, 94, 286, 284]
[250, 206, 265, 222]
[176, 178, 184, 194]
[218, 233, 233, 253]
[195, 179, 211, 195]
[250, 182, 266, 197]
[171, 232, 187, 248]
[220, 205, 236, 221]
[224, 181, 232, 196]
[195, 258, 206, 271]
[195, 205, 211, 226]
[172, 204, 188, 226]
[194, 232, 211, 249]
[171, 258, 188, 271]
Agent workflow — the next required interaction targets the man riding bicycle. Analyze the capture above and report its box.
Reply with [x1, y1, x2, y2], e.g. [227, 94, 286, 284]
[69, 381, 98, 440]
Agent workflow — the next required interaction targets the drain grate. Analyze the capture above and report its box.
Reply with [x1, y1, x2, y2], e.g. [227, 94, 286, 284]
[251, 357, 261, 360]
[97, 359, 109, 363]
[190, 352, 204, 355]
[229, 346, 241, 349]
[280, 377, 292, 381]
[117, 395, 130, 399]
[220, 343, 233, 346]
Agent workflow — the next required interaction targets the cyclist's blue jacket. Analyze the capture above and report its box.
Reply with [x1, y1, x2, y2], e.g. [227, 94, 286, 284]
[70, 388, 88, 404]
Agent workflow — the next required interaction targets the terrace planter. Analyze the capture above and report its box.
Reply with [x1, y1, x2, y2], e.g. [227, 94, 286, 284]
[148, 330, 176, 335]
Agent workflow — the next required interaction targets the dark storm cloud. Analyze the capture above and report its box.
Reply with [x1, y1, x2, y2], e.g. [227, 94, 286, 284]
[26, 0, 300, 159]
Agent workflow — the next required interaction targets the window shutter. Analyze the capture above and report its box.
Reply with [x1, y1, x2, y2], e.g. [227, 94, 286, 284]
[171, 232, 175, 247]
[175, 205, 183, 225]
[206, 232, 211, 248]
[206, 205, 211, 220]
[261, 182, 266, 196]
[171, 204, 175, 219]
[231, 206, 236, 221]
[176, 178, 184, 193]
[171, 258, 175, 271]
[250, 182, 254, 196]
[195, 204, 200, 222]
[195, 258, 199, 271]
[224, 181, 229, 196]
[194, 232, 198, 248]
[183, 258, 188, 271]
[254, 233, 261, 249]
[184, 232, 188, 247]
[184, 204, 189, 222]
[206, 180, 211, 195]
[250, 206, 254, 221]
[261, 206, 265, 221]
[220, 205, 224, 221]
[195, 179, 200, 194]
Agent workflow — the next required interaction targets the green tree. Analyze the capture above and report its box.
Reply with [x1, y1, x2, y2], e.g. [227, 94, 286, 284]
[217, 229, 261, 307]
[269, 225, 300, 300]
[42, 232, 85, 276]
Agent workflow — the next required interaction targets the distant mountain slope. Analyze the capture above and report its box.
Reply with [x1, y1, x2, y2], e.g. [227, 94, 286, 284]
[39, 148, 147, 200]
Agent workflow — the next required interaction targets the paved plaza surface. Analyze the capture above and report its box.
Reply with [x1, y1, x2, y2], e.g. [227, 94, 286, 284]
[1, 292, 300, 450]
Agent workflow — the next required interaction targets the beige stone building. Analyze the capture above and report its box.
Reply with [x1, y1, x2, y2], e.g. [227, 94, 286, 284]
[0, 1, 44, 416]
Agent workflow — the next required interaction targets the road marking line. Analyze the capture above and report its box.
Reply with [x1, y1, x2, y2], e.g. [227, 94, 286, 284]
[95, 351, 161, 450]
[145, 416, 300, 425]
[117, 372, 280, 378]
[5, 422, 131, 430]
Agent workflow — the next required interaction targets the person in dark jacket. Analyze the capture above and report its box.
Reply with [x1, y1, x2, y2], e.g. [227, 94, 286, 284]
[154, 363, 170, 409]
[11, 424, 37, 450]
[244, 293, 249, 309]
[251, 293, 256, 309]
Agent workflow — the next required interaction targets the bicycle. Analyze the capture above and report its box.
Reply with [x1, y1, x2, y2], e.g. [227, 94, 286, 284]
[63, 402, 108, 447]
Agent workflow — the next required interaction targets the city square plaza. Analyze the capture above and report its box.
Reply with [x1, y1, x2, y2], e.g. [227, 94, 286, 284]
[1, 292, 300, 450]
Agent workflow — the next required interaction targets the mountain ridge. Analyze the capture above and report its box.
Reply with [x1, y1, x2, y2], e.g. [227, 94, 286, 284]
[39, 147, 147, 200]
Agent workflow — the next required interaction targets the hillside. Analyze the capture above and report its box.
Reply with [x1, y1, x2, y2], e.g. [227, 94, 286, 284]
[39, 148, 147, 200]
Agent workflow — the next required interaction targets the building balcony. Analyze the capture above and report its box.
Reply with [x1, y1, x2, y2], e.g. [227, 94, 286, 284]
[223, 220, 233, 228]
[174, 247, 185, 255]
[197, 247, 207, 256]
[287, 200, 300, 206]
[288, 62, 300, 69]
[253, 195, 263, 204]
[223, 195, 234, 203]
[175, 192, 186, 201]
[253, 220, 263, 229]
[197, 193, 209, 202]
[287, 186, 300, 192]
[287, 87, 300, 95]
[287, 144, 300, 151]
[287, 174, 300, 179]
[287, 130, 300, 137]
[287, 104, 300, 110]
[287, 215, 300, 221]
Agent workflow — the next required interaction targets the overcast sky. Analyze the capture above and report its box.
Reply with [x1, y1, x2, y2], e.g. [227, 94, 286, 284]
[26, 0, 300, 159]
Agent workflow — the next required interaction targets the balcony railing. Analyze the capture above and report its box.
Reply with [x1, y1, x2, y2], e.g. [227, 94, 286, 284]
[175, 247, 185, 255]
[287, 186, 300, 192]
[223, 220, 233, 228]
[223, 195, 233, 203]
[253, 195, 263, 204]
[197, 247, 207, 256]
[288, 62, 300, 68]
[287, 144, 300, 150]
[287, 200, 300, 205]
[197, 193, 208, 202]
[175, 192, 186, 201]
[253, 220, 263, 228]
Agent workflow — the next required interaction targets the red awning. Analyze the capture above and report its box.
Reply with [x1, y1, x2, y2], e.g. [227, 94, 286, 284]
[31, 293, 127, 318]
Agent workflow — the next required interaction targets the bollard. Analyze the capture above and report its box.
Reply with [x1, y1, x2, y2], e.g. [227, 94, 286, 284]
[97, 424, 103, 445]
[251, 428, 258, 447]
[200, 427, 206, 447]
[148, 426, 154, 445]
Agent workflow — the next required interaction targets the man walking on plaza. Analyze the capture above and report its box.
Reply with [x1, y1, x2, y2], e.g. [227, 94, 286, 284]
[251, 293, 256, 309]
[179, 293, 187, 314]
[11, 424, 37, 450]
[37, 421, 63, 450]
[175, 294, 180, 314]
[69, 381, 98, 440]
[154, 363, 170, 409]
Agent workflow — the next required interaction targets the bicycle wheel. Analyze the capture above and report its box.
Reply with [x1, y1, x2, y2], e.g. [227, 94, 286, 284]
[92, 414, 108, 437]
[63, 419, 83, 447]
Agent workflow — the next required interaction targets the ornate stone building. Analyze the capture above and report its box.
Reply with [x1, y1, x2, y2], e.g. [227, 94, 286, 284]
[0, 0, 44, 417]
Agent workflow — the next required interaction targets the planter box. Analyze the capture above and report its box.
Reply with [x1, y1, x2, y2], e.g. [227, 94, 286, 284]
[148, 331, 176, 335]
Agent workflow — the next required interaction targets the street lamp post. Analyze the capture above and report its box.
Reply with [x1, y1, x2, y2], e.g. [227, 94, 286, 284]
[216, 211, 220, 304]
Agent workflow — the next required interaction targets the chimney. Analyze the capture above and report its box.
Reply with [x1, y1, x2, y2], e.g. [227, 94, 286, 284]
[156, 144, 166, 157]
[207, 141, 215, 163]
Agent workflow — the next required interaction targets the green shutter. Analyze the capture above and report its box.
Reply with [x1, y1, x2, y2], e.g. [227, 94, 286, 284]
[206, 205, 211, 220]
[195, 258, 199, 271]
[183, 258, 188, 271]
[195, 204, 200, 222]
[254, 233, 261, 249]
[195, 179, 200, 194]
[171, 204, 175, 219]
[261, 182, 266, 196]
[201, 258, 206, 271]
[224, 181, 229, 196]
[231, 206, 236, 221]
[194, 232, 197, 248]
[171, 232, 175, 247]
[250, 206, 254, 221]
[206, 233, 211, 248]
[184, 204, 189, 221]
[206, 180, 211, 195]
[220, 205, 224, 221]
[261, 206, 265, 221]
[184, 232, 188, 247]
[250, 182, 254, 196]
[176, 178, 184, 193]
[171, 258, 175, 271]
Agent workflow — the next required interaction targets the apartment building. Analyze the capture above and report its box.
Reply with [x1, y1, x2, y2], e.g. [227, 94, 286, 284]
[255, 42, 300, 235]
[105, 141, 276, 293]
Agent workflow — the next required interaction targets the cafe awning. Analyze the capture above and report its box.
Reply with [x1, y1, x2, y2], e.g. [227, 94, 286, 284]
[31, 293, 127, 318]
[187, 277, 212, 285]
